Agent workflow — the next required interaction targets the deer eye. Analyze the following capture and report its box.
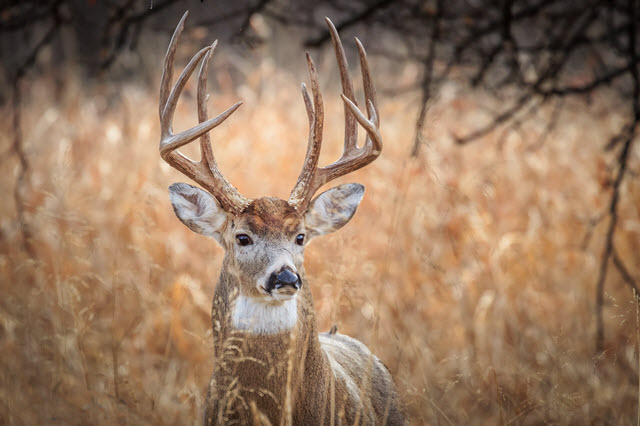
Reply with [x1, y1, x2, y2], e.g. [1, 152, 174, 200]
[296, 234, 305, 246]
[236, 234, 253, 246]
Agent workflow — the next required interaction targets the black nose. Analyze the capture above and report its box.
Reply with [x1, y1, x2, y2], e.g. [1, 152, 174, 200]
[276, 270, 299, 288]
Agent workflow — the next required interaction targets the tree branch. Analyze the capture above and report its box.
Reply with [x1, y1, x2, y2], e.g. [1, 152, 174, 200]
[304, 0, 393, 47]
[595, 0, 639, 353]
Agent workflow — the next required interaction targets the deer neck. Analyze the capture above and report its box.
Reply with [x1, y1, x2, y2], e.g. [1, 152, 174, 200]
[211, 261, 328, 360]
[208, 260, 329, 422]
[212, 258, 315, 332]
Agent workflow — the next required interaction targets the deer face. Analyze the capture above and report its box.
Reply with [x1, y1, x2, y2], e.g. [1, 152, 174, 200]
[159, 13, 379, 333]
[168, 182, 365, 302]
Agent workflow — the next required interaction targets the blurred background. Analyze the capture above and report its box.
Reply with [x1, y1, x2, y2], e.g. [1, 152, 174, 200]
[1, 0, 639, 424]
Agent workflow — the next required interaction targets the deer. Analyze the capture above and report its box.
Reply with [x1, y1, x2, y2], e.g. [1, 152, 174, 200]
[158, 11, 405, 425]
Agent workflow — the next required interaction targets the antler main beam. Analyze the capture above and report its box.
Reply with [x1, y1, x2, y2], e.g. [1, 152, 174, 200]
[159, 11, 250, 215]
[288, 18, 382, 212]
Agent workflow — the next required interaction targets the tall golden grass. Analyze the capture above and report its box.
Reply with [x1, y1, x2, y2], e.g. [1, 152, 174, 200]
[0, 54, 639, 424]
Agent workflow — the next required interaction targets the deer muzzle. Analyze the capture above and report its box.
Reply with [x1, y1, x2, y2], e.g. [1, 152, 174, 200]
[266, 269, 300, 294]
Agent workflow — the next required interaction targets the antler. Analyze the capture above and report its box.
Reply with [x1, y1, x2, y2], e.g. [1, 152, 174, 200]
[288, 18, 382, 212]
[159, 11, 250, 215]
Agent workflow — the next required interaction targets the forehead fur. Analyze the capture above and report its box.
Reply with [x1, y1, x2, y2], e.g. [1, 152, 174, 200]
[238, 197, 302, 236]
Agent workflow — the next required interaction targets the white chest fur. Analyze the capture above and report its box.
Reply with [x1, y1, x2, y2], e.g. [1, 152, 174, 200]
[231, 295, 298, 334]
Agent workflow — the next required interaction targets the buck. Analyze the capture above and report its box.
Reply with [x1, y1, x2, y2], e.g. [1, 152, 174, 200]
[159, 12, 405, 425]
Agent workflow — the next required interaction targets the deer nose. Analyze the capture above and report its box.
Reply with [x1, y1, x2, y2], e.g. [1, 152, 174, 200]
[275, 270, 299, 288]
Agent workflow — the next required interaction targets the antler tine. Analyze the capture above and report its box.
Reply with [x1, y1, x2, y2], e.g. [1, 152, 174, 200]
[342, 96, 381, 152]
[288, 18, 382, 212]
[355, 37, 379, 128]
[159, 13, 250, 215]
[301, 83, 314, 126]
[345, 39, 381, 152]
[325, 17, 358, 151]
[160, 45, 211, 144]
[289, 54, 324, 207]
[160, 11, 188, 130]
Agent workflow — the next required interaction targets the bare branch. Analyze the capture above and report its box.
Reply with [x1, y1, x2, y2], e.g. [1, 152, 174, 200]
[304, 0, 393, 47]
[613, 248, 640, 294]
[594, 0, 639, 352]
[411, 0, 442, 157]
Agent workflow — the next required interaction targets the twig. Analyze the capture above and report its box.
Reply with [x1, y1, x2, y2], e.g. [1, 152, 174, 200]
[0, 1, 58, 32]
[595, 130, 636, 351]
[234, 0, 272, 41]
[410, 0, 442, 157]
[453, 93, 532, 144]
[526, 97, 563, 151]
[594, 0, 639, 352]
[536, 64, 638, 97]
[304, 0, 393, 47]
[100, 0, 177, 69]
[580, 212, 607, 250]
[11, 79, 34, 257]
[9, 17, 61, 257]
[613, 249, 640, 294]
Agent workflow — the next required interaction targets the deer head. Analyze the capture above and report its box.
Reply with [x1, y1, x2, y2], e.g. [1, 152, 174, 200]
[159, 12, 381, 313]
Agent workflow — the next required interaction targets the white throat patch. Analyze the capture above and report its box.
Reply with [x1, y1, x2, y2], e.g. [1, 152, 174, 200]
[231, 295, 298, 334]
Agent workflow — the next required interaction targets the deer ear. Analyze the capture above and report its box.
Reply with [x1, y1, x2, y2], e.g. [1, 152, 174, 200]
[304, 183, 365, 240]
[168, 183, 229, 242]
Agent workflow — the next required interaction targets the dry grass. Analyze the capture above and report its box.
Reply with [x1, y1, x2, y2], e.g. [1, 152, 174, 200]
[0, 55, 639, 425]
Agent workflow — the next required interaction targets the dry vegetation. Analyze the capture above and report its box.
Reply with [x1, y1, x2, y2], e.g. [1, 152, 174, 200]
[1, 52, 639, 424]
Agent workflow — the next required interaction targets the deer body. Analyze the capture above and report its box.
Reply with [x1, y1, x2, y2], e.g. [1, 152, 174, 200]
[159, 12, 404, 425]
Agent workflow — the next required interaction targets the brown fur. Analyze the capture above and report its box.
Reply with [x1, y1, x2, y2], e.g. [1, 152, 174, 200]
[203, 198, 405, 425]
[240, 198, 301, 237]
